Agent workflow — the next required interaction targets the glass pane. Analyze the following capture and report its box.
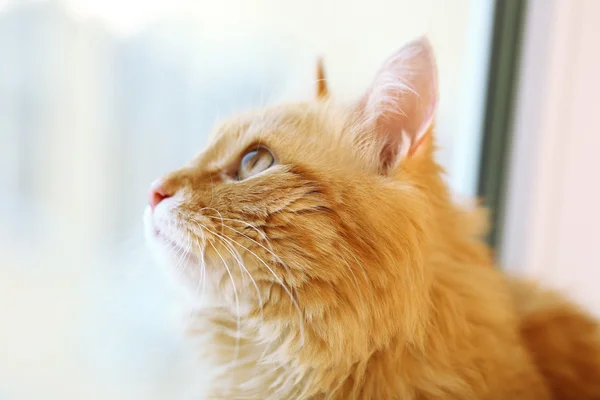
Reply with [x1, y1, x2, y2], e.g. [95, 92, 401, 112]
[0, 1, 494, 398]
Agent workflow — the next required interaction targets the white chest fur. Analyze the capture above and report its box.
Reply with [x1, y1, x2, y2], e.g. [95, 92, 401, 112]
[187, 310, 314, 400]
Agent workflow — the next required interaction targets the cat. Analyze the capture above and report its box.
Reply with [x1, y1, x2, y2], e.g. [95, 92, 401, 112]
[144, 37, 600, 399]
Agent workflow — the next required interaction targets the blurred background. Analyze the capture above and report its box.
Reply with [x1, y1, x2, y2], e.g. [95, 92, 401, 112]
[0, 0, 597, 399]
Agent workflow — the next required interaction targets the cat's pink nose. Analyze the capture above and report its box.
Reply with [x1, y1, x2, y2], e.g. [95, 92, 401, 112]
[148, 181, 171, 211]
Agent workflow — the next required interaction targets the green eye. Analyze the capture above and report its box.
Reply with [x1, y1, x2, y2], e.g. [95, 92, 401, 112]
[237, 146, 275, 180]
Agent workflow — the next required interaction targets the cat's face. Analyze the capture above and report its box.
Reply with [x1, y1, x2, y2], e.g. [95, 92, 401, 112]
[144, 103, 368, 304]
[144, 38, 439, 348]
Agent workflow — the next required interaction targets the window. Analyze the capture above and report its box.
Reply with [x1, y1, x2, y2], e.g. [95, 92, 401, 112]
[0, 1, 498, 398]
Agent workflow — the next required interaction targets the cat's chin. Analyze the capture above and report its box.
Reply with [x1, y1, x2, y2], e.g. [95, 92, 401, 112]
[143, 206, 203, 286]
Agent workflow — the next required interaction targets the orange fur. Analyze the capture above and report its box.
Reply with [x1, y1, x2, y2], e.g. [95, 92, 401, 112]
[316, 57, 328, 99]
[144, 38, 600, 399]
[510, 279, 600, 400]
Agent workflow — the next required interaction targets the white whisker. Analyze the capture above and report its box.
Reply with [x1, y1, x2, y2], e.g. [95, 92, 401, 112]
[190, 218, 266, 326]
[199, 214, 305, 344]
[216, 232, 265, 319]
[205, 216, 285, 271]
[208, 240, 242, 364]
[217, 231, 304, 345]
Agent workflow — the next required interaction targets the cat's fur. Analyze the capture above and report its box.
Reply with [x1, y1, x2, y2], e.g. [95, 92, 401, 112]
[145, 37, 600, 399]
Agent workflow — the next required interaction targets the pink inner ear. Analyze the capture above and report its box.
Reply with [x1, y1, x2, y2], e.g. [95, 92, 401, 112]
[358, 37, 439, 169]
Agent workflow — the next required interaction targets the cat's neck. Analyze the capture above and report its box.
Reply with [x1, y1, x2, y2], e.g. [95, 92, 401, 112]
[405, 154, 493, 267]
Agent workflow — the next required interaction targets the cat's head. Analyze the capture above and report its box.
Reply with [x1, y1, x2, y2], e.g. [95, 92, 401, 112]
[144, 37, 440, 361]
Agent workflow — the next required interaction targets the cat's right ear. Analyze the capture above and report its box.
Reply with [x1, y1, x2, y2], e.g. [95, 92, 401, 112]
[316, 57, 329, 99]
[355, 37, 438, 173]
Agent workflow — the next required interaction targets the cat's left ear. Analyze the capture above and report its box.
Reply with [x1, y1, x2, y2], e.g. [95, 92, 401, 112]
[316, 57, 329, 99]
[356, 36, 438, 171]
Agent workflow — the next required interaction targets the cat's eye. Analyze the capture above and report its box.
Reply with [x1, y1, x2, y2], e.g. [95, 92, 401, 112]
[237, 146, 275, 180]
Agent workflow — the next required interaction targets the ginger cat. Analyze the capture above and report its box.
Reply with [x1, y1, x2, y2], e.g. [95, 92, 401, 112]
[144, 37, 600, 399]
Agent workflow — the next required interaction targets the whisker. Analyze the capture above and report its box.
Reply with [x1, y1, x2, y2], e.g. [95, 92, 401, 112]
[199, 215, 305, 344]
[165, 234, 188, 278]
[205, 216, 286, 270]
[203, 215, 281, 262]
[200, 246, 207, 302]
[178, 230, 194, 277]
[158, 219, 195, 280]
[186, 212, 304, 347]
[217, 232, 305, 345]
[200, 207, 225, 229]
[174, 213, 209, 302]
[214, 221, 305, 313]
[189, 218, 266, 324]
[208, 240, 242, 364]
[216, 233, 265, 320]
[189, 232, 207, 302]
[176, 232, 193, 276]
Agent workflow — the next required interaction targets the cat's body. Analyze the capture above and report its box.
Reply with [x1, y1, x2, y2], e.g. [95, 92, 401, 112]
[144, 38, 600, 399]
[512, 280, 600, 400]
[190, 276, 600, 400]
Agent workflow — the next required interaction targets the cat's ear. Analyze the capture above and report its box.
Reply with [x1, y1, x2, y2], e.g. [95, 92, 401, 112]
[356, 36, 438, 171]
[316, 57, 329, 99]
